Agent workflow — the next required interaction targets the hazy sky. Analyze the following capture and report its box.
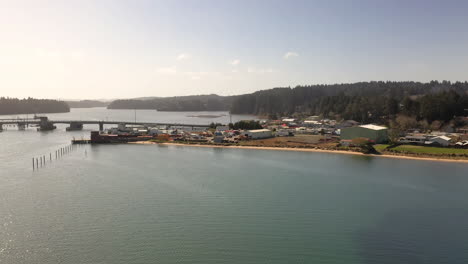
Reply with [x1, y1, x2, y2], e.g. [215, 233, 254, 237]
[1, 0, 468, 99]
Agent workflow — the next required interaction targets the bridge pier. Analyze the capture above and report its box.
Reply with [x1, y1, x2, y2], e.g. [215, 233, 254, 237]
[66, 122, 83, 131]
[99, 122, 104, 132]
[38, 117, 56, 131]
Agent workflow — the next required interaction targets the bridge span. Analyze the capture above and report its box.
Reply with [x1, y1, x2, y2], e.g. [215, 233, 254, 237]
[0, 116, 211, 131]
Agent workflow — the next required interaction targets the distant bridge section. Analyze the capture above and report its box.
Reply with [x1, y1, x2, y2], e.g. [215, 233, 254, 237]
[0, 116, 211, 132]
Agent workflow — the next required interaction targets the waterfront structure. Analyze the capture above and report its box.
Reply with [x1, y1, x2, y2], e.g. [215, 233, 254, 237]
[66, 122, 84, 131]
[340, 124, 388, 143]
[0, 116, 210, 132]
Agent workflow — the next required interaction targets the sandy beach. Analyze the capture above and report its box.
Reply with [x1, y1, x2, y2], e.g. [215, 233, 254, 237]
[131, 141, 468, 164]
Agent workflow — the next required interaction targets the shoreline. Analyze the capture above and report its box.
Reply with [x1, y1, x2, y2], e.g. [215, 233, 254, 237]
[131, 141, 468, 164]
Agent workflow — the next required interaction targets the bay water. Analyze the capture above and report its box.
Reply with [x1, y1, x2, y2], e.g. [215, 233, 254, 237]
[1, 108, 467, 263]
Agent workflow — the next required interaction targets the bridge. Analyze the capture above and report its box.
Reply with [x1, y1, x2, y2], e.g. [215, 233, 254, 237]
[0, 116, 211, 131]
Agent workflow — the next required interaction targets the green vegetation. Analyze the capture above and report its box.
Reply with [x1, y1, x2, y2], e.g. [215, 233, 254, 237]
[374, 144, 390, 153]
[0, 97, 70, 115]
[351, 137, 378, 154]
[209, 122, 223, 129]
[229, 81, 468, 126]
[108, 81, 468, 129]
[228, 120, 262, 130]
[388, 145, 468, 155]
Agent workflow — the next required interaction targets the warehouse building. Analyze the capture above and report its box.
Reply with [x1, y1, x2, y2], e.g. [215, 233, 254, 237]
[244, 129, 273, 139]
[340, 124, 388, 143]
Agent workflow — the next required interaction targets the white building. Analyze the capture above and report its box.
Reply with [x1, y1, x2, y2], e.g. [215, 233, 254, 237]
[427, 136, 451, 147]
[303, 120, 322, 127]
[244, 129, 273, 139]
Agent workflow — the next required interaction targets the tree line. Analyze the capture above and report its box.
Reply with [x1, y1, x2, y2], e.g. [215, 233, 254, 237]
[0, 97, 70, 115]
[229, 81, 468, 126]
[108, 94, 232, 111]
[209, 120, 263, 130]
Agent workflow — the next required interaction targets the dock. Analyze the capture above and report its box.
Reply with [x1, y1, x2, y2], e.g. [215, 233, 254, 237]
[72, 139, 91, 144]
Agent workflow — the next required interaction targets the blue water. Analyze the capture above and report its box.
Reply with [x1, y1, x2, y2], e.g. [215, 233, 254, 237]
[1, 109, 467, 263]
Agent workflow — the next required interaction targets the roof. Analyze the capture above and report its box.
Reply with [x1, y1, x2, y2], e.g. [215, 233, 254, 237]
[434, 136, 451, 141]
[359, 124, 387, 131]
[404, 136, 427, 140]
[282, 118, 295, 122]
[248, 129, 271, 133]
[343, 120, 360, 124]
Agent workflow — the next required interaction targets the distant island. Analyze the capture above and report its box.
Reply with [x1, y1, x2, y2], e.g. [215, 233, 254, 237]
[66, 100, 109, 108]
[0, 97, 70, 115]
[108, 94, 233, 111]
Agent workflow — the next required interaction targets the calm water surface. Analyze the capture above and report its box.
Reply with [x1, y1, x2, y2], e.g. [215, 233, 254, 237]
[1, 108, 467, 263]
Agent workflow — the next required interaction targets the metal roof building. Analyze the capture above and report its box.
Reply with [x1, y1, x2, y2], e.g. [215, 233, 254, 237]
[340, 124, 388, 143]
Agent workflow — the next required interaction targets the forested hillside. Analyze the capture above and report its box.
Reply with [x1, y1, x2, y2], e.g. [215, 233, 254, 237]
[106, 81, 468, 125]
[108, 94, 233, 111]
[66, 100, 108, 108]
[0, 98, 70, 115]
[230, 81, 468, 123]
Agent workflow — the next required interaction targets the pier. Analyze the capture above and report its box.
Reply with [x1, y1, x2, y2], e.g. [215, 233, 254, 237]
[0, 116, 211, 132]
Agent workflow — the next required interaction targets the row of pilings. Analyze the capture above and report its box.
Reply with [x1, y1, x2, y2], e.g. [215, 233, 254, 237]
[32, 143, 81, 170]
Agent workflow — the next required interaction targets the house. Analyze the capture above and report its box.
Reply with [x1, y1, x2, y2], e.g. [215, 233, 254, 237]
[399, 135, 430, 145]
[303, 120, 322, 127]
[427, 136, 451, 147]
[282, 118, 295, 123]
[244, 129, 273, 139]
[340, 124, 388, 143]
[455, 140, 468, 148]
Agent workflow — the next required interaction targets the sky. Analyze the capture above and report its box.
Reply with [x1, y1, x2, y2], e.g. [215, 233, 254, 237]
[1, 0, 468, 99]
